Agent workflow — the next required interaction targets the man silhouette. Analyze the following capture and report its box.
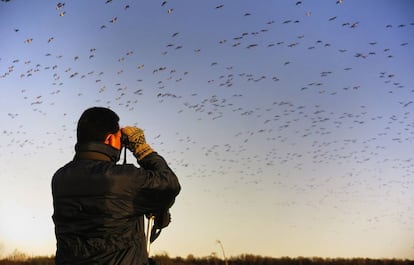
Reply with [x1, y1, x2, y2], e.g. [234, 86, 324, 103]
[52, 107, 180, 265]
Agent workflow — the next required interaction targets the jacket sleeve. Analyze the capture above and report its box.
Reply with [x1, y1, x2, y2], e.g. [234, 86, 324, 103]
[133, 152, 181, 215]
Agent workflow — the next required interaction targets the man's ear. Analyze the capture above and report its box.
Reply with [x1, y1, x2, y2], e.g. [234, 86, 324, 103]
[104, 133, 112, 145]
[104, 131, 122, 150]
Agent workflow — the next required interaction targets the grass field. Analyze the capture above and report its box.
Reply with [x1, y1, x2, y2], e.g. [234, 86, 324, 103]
[0, 252, 412, 265]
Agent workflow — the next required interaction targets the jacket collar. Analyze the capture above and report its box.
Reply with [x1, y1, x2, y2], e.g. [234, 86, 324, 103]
[74, 142, 120, 162]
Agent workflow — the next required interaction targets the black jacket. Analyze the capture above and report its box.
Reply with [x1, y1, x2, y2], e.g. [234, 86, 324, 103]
[52, 142, 181, 265]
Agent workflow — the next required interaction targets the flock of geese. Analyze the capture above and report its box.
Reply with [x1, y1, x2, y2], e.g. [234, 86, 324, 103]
[1, 0, 414, 248]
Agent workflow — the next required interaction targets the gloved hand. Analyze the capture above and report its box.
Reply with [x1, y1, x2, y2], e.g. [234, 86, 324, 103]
[121, 126, 154, 161]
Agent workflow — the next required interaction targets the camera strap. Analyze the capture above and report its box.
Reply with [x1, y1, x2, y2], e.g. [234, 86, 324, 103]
[122, 146, 127, 165]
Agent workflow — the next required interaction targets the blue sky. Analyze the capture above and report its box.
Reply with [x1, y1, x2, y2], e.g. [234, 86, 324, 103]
[0, 0, 413, 259]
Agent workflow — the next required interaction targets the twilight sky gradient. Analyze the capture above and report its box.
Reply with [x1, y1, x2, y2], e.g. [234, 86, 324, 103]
[0, 0, 413, 259]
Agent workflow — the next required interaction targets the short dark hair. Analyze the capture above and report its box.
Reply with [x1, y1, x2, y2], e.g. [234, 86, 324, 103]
[77, 107, 120, 143]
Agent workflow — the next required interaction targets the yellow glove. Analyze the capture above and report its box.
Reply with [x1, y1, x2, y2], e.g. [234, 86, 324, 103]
[121, 126, 154, 160]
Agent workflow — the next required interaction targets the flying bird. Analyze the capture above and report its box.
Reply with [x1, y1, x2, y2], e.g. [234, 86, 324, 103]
[56, 2, 65, 9]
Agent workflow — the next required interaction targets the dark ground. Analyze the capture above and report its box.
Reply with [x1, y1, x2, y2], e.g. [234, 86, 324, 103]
[0, 253, 413, 265]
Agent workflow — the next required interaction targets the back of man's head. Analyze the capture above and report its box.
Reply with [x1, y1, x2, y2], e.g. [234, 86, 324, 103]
[77, 107, 120, 144]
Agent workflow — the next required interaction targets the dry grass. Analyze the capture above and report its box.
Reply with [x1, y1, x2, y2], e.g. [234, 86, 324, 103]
[0, 251, 412, 265]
